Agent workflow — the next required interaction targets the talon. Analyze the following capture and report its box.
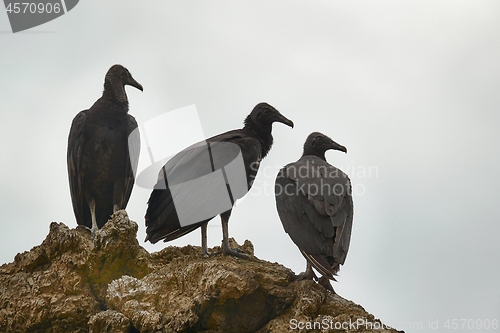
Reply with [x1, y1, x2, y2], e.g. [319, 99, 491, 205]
[318, 276, 335, 294]
[76, 225, 91, 233]
[89, 226, 98, 241]
[296, 270, 315, 281]
[295, 262, 318, 281]
[76, 225, 97, 240]
[223, 247, 250, 259]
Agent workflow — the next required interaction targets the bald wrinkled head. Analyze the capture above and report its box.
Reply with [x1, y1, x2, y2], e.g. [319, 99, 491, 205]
[105, 64, 143, 91]
[245, 102, 294, 129]
[103, 64, 143, 104]
[302, 132, 347, 160]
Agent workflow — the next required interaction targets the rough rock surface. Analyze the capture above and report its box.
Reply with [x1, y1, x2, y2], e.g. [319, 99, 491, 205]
[0, 211, 403, 333]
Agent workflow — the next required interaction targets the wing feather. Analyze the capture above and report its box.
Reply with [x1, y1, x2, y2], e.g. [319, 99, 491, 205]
[67, 111, 88, 227]
[118, 114, 140, 209]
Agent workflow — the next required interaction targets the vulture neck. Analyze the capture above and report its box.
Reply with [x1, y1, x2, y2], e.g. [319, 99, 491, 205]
[103, 80, 129, 106]
[302, 149, 327, 161]
[99, 80, 129, 119]
[243, 117, 273, 158]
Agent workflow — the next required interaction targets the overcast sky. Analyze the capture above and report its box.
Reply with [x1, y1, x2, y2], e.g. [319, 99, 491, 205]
[1, 1, 500, 331]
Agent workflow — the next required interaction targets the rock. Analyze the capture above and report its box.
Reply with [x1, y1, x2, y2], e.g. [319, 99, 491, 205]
[106, 248, 296, 333]
[0, 211, 403, 333]
[88, 310, 132, 333]
[0, 211, 149, 333]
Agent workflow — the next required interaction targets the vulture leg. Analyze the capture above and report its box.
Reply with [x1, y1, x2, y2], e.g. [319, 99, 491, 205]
[221, 210, 249, 259]
[296, 261, 318, 281]
[318, 275, 335, 294]
[201, 223, 210, 258]
[89, 198, 99, 238]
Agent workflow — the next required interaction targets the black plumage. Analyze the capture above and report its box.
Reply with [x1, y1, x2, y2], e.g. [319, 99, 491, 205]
[275, 132, 353, 291]
[67, 64, 142, 234]
[145, 102, 294, 258]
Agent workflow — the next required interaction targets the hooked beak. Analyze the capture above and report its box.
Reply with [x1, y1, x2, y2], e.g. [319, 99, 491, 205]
[274, 112, 294, 128]
[329, 140, 347, 153]
[125, 75, 143, 92]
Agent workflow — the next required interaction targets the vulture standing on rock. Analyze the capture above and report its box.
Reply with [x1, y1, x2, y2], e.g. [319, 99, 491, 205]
[67, 64, 142, 236]
[145, 102, 294, 258]
[275, 132, 353, 292]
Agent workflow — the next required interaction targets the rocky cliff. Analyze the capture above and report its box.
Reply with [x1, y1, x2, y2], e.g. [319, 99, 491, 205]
[0, 211, 402, 333]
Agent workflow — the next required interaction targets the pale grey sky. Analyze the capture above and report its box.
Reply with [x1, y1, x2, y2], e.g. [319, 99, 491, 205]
[1, 1, 500, 331]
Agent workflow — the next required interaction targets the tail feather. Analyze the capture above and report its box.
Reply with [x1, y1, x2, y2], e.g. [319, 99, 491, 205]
[300, 250, 339, 281]
[145, 179, 213, 244]
[145, 179, 182, 243]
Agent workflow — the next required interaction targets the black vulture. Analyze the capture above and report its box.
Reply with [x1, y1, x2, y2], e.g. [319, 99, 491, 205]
[67, 64, 142, 235]
[275, 132, 353, 292]
[145, 102, 293, 258]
